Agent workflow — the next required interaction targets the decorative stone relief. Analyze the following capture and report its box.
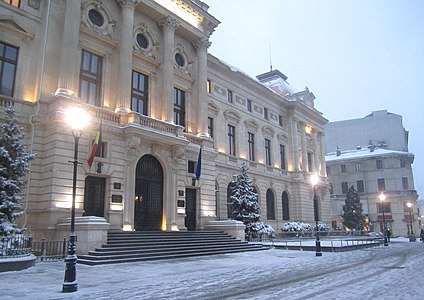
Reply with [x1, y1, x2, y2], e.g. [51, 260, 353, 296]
[253, 104, 263, 114]
[81, 1, 116, 38]
[28, 0, 41, 9]
[133, 22, 158, 59]
[235, 96, 245, 106]
[213, 84, 226, 96]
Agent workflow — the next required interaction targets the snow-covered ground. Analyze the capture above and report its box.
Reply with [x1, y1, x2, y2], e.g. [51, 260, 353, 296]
[1, 237, 422, 300]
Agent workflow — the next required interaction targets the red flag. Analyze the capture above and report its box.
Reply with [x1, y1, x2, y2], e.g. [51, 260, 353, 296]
[87, 122, 102, 167]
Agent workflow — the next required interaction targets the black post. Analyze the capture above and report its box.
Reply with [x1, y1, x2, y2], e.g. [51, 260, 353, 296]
[409, 205, 415, 242]
[62, 133, 80, 293]
[313, 186, 322, 257]
[382, 206, 388, 246]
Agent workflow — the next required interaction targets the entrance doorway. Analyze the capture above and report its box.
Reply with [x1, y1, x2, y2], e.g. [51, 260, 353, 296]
[185, 188, 197, 231]
[83, 176, 106, 217]
[134, 155, 163, 231]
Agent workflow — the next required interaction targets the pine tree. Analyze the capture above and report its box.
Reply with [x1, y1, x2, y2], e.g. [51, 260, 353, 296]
[229, 162, 275, 239]
[342, 185, 365, 231]
[0, 106, 36, 236]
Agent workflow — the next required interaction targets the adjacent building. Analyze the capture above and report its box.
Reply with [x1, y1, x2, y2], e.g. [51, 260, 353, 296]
[0, 0, 329, 250]
[325, 110, 419, 237]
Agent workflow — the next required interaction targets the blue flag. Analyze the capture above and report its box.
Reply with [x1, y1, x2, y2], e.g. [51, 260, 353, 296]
[195, 147, 202, 181]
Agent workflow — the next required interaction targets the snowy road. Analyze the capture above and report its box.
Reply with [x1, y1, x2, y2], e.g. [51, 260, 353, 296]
[1, 238, 422, 299]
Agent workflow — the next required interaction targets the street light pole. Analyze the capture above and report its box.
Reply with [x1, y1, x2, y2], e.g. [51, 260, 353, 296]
[379, 193, 389, 246]
[310, 174, 322, 257]
[407, 202, 415, 242]
[62, 107, 89, 293]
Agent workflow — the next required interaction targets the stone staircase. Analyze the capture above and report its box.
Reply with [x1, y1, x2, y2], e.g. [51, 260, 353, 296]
[77, 231, 268, 265]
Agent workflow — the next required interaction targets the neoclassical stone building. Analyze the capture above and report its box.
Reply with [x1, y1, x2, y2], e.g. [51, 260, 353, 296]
[0, 0, 329, 247]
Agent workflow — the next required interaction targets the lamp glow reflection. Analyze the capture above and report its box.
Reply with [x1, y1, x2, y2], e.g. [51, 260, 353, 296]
[310, 174, 322, 257]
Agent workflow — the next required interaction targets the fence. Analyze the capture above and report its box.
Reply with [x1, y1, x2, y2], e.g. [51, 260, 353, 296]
[0, 235, 32, 258]
[31, 238, 68, 261]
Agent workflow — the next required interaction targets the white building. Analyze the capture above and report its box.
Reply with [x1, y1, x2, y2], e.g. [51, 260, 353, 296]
[0, 0, 329, 251]
[325, 111, 419, 237]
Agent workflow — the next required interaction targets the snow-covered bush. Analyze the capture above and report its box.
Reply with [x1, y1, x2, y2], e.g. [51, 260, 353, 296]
[281, 221, 312, 232]
[316, 222, 330, 232]
[247, 222, 276, 239]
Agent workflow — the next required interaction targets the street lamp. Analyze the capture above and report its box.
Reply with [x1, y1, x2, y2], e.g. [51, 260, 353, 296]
[62, 107, 90, 293]
[310, 174, 322, 257]
[406, 202, 415, 242]
[379, 193, 389, 246]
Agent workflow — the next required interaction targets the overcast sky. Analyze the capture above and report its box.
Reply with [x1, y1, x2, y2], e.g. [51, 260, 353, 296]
[205, 0, 424, 202]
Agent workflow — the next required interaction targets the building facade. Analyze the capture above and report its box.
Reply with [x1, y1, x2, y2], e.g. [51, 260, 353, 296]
[325, 111, 419, 237]
[0, 0, 329, 247]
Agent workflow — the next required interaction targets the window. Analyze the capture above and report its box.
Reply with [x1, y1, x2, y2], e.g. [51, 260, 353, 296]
[94, 140, 106, 159]
[357, 180, 364, 193]
[377, 178, 386, 191]
[207, 79, 211, 93]
[282, 192, 290, 220]
[400, 159, 406, 168]
[329, 183, 334, 194]
[173, 88, 185, 127]
[247, 99, 252, 112]
[377, 202, 391, 213]
[88, 9, 104, 27]
[265, 138, 271, 166]
[355, 163, 361, 171]
[0, 41, 18, 97]
[188, 161, 195, 174]
[175, 53, 185, 67]
[266, 189, 275, 220]
[131, 71, 148, 115]
[402, 177, 408, 190]
[278, 115, 283, 126]
[136, 33, 149, 49]
[227, 89, 233, 103]
[308, 152, 313, 172]
[208, 117, 214, 138]
[248, 132, 255, 161]
[280, 144, 286, 170]
[341, 164, 347, 173]
[228, 125, 236, 156]
[264, 107, 268, 120]
[3, 0, 20, 8]
[326, 166, 331, 175]
[341, 182, 348, 194]
[80, 50, 102, 106]
[376, 160, 383, 169]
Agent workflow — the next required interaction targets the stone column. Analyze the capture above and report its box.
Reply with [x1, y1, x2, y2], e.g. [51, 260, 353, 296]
[300, 121, 307, 172]
[291, 117, 300, 172]
[319, 131, 326, 176]
[55, 0, 81, 97]
[115, 0, 137, 113]
[313, 129, 320, 172]
[193, 37, 211, 137]
[159, 17, 179, 122]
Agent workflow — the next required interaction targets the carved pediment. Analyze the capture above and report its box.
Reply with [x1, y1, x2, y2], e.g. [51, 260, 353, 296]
[0, 15, 35, 40]
[208, 100, 220, 116]
[223, 109, 241, 124]
[261, 125, 275, 137]
[244, 119, 259, 132]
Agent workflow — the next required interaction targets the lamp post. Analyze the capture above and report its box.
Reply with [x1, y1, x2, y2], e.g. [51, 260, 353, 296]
[379, 193, 389, 246]
[406, 202, 415, 242]
[310, 174, 322, 257]
[62, 107, 89, 293]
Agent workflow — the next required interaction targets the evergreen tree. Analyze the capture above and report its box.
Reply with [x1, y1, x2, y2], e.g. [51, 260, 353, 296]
[229, 162, 275, 239]
[0, 106, 36, 236]
[342, 185, 365, 230]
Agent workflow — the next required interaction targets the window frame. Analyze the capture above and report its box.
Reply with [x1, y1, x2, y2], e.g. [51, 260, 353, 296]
[79, 49, 103, 106]
[131, 70, 149, 115]
[173, 87, 186, 127]
[0, 41, 19, 97]
[227, 124, 236, 156]
[264, 138, 271, 166]
[248, 132, 255, 161]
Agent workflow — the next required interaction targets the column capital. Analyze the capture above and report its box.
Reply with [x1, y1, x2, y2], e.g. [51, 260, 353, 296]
[117, 0, 140, 9]
[193, 37, 211, 51]
[159, 16, 179, 31]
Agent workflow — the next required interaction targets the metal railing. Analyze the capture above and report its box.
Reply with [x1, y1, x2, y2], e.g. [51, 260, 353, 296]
[31, 238, 68, 261]
[0, 235, 32, 258]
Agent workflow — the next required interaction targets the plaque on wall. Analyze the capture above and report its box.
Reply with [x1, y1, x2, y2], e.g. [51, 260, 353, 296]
[111, 194, 123, 203]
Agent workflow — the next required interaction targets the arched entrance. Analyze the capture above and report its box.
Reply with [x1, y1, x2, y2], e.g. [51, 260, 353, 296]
[134, 154, 163, 231]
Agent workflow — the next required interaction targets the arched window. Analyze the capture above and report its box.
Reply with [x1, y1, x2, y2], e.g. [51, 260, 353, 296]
[266, 189, 275, 220]
[282, 191, 290, 220]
